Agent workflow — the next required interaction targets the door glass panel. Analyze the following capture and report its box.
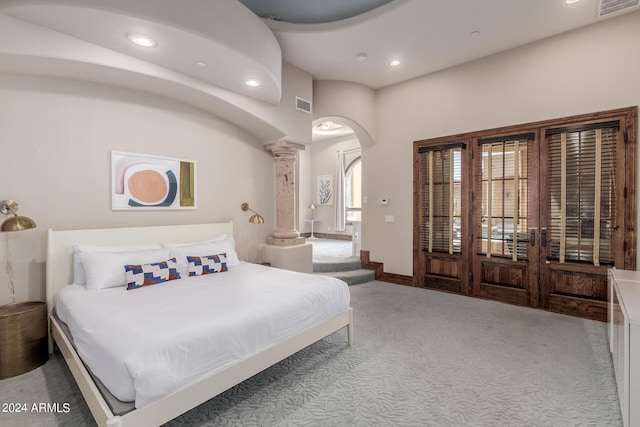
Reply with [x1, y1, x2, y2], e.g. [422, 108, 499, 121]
[547, 128, 617, 265]
[421, 147, 463, 254]
[477, 140, 529, 260]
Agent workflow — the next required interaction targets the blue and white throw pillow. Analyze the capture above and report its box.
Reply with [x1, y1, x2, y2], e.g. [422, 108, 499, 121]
[125, 258, 181, 290]
[187, 253, 228, 276]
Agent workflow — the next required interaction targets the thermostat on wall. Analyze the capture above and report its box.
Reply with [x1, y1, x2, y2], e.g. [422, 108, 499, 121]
[380, 198, 389, 205]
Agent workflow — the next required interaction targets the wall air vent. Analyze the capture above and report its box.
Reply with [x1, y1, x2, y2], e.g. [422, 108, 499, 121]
[295, 96, 312, 114]
[597, 0, 639, 17]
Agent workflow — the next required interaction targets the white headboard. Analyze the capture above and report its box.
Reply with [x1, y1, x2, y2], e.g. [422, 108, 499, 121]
[46, 222, 234, 314]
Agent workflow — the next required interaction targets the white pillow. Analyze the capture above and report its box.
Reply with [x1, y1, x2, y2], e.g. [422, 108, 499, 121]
[83, 248, 171, 291]
[73, 244, 162, 285]
[167, 236, 240, 278]
[163, 235, 227, 248]
[208, 237, 240, 267]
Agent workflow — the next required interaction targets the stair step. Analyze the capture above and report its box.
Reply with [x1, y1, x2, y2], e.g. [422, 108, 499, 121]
[315, 269, 375, 286]
[313, 257, 361, 273]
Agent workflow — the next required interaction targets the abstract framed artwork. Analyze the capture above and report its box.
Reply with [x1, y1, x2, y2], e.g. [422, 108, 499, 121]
[111, 151, 196, 210]
[317, 174, 334, 206]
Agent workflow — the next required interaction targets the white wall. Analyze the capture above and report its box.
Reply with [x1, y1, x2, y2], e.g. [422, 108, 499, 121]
[273, 62, 313, 145]
[0, 74, 274, 305]
[364, 10, 640, 276]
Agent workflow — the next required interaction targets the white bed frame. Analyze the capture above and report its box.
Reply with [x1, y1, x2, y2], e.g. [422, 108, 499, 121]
[46, 222, 353, 427]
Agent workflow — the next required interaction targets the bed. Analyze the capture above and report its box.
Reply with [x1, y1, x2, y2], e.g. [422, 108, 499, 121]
[46, 222, 353, 427]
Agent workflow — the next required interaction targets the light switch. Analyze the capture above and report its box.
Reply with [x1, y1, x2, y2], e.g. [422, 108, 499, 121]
[380, 198, 389, 205]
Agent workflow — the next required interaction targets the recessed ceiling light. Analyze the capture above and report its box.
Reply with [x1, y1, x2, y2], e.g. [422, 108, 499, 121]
[245, 80, 260, 87]
[126, 33, 156, 47]
[314, 120, 343, 131]
[195, 61, 207, 67]
[390, 59, 401, 67]
[470, 30, 480, 37]
[312, 120, 345, 135]
[357, 53, 368, 62]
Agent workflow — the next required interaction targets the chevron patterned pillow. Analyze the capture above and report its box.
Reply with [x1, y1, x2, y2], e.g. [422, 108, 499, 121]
[125, 257, 181, 290]
[187, 253, 228, 276]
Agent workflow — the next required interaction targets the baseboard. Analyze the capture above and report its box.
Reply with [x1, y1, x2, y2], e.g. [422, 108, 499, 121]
[360, 250, 414, 286]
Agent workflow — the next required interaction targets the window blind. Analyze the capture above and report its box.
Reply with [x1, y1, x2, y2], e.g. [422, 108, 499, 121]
[476, 138, 530, 260]
[547, 126, 617, 265]
[420, 146, 463, 254]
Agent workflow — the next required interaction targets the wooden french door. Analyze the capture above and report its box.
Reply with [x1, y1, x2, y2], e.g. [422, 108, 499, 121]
[471, 133, 540, 307]
[538, 120, 627, 319]
[413, 142, 469, 294]
[415, 107, 637, 321]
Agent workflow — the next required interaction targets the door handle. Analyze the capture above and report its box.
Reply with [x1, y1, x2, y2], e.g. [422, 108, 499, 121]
[541, 228, 547, 247]
[530, 228, 536, 247]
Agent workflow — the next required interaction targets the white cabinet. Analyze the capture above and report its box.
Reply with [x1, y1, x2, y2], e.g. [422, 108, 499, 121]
[609, 269, 640, 427]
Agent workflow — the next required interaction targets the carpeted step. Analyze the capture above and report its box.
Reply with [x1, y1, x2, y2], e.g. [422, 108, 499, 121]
[315, 269, 375, 286]
[313, 257, 361, 273]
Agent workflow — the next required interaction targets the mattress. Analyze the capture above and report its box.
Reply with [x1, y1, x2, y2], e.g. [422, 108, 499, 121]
[55, 262, 350, 408]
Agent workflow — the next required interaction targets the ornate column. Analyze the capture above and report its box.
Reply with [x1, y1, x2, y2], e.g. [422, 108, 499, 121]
[264, 140, 306, 242]
[260, 141, 312, 273]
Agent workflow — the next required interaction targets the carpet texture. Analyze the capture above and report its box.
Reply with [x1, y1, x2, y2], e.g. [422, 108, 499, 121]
[309, 238, 354, 262]
[0, 281, 621, 426]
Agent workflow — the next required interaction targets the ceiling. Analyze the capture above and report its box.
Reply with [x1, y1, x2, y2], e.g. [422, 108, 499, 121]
[1, 0, 638, 144]
[2, 0, 638, 94]
[0, 0, 283, 103]
[252, 0, 640, 89]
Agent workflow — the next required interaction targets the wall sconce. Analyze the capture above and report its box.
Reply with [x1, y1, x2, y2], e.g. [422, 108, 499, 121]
[240, 203, 264, 224]
[1, 200, 36, 232]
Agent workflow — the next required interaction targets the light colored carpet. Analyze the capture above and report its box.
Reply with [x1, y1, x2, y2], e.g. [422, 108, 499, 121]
[0, 281, 621, 426]
[310, 238, 355, 262]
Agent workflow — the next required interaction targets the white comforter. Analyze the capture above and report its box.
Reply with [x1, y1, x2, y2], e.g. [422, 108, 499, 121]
[56, 262, 350, 408]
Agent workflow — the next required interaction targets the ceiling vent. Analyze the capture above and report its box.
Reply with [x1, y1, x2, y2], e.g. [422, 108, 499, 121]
[597, 0, 639, 17]
[295, 96, 312, 114]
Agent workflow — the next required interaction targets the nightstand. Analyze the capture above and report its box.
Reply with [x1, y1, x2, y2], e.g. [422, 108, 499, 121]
[0, 301, 48, 379]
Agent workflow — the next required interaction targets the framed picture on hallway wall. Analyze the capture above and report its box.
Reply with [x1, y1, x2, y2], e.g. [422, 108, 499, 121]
[317, 174, 334, 206]
[111, 151, 196, 210]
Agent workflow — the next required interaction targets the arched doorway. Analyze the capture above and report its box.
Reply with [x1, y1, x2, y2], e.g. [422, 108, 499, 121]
[305, 118, 362, 260]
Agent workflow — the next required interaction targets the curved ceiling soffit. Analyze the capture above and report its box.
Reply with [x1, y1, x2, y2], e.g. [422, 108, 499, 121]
[0, 0, 286, 141]
[0, 51, 287, 144]
[313, 116, 375, 150]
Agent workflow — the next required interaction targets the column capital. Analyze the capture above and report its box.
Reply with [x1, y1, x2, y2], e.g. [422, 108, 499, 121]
[264, 141, 306, 158]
